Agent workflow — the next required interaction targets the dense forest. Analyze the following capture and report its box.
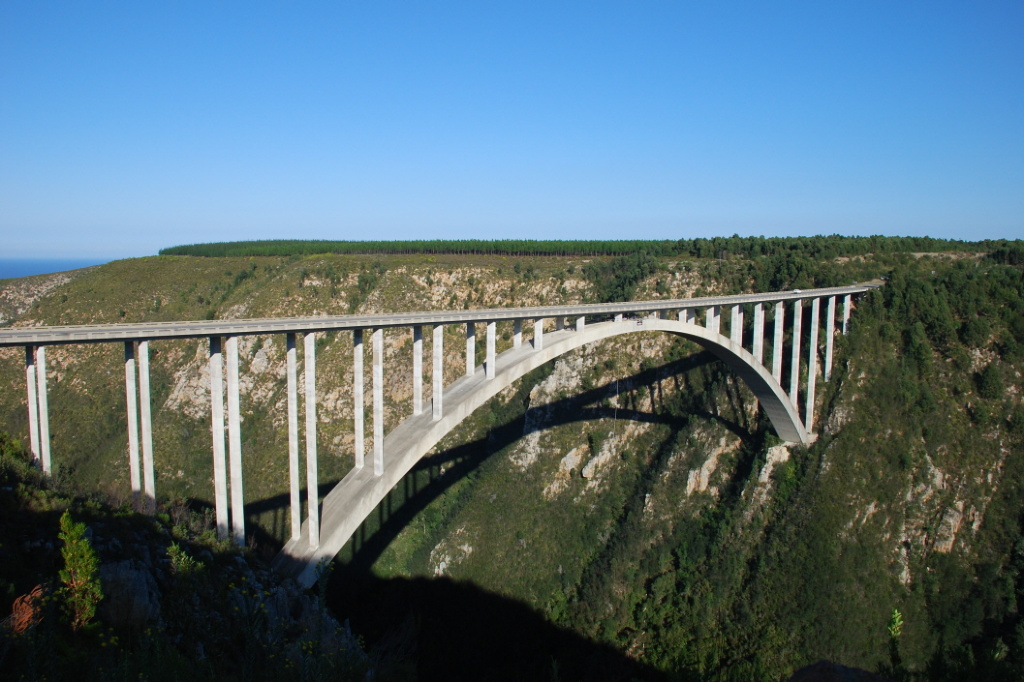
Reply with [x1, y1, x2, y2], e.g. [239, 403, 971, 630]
[159, 235, 1018, 261]
[2, 238, 1024, 680]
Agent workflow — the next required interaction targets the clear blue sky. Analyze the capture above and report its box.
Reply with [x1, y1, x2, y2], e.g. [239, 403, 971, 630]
[2, 2, 1022, 258]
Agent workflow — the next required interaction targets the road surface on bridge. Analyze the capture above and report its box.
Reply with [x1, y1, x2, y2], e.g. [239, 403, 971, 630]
[0, 282, 880, 346]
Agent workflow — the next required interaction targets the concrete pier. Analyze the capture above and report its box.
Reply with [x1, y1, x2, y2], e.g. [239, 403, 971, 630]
[789, 300, 802, 410]
[466, 323, 475, 376]
[226, 335, 244, 546]
[373, 328, 384, 476]
[24, 346, 53, 474]
[208, 337, 229, 540]
[513, 319, 522, 348]
[824, 297, 836, 381]
[730, 306, 743, 345]
[37, 347, 51, 474]
[772, 302, 784, 382]
[138, 341, 155, 513]
[486, 322, 496, 379]
[413, 326, 423, 415]
[752, 303, 764, 363]
[286, 334, 301, 540]
[24, 346, 41, 467]
[124, 342, 141, 506]
[706, 306, 721, 334]
[353, 330, 364, 469]
[806, 298, 820, 429]
[843, 294, 852, 335]
[534, 319, 544, 350]
[304, 332, 319, 548]
[432, 325, 443, 421]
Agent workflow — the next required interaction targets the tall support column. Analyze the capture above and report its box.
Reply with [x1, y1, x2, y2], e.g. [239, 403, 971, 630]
[789, 300, 803, 410]
[513, 319, 522, 348]
[303, 332, 319, 548]
[413, 326, 423, 415]
[35, 346, 52, 474]
[353, 330, 364, 469]
[772, 302, 785, 382]
[372, 328, 384, 476]
[209, 337, 229, 540]
[824, 296, 836, 381]
[806, 298, 821, 429]
[124, 342, 142, 507]
[138, 341, 155, 514]
[225, 336, 244, 546]
[432, 325, 443, 421]
[486, 321, 496, 380]
[465, 323, 475, 376]
[843, 294, 852, 335]
[682, 309, 695, 325]
[555, 317, 564, 331]
[753, 303, 765, 364]
[286, 334, 301, 541]
[534, 319, 545, 350]
[25, 346, 40, 465]
[706, 306, 721, 334]
[576, 316, 585, 331]
[614, 313, 623, 322]
[730, 306, 743, 345]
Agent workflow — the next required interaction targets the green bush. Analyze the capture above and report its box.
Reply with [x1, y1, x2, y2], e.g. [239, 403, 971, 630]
[58, 510, 102, 632]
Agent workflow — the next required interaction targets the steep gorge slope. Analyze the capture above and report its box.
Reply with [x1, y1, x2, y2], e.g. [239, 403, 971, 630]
[338, 254, 1024, 680]
[2, 248, 1023, 680]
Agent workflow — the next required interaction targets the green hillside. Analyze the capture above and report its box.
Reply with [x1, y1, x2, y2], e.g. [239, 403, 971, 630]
[2, 239, 1023, 680]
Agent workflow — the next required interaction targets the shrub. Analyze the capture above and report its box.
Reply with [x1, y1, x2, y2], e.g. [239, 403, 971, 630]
[58, 510, 102, 632]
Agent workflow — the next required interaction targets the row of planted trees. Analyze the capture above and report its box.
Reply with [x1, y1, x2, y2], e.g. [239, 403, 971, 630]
[159, 235, 1019, 261]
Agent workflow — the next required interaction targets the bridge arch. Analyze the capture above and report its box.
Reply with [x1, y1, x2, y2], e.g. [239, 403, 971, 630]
[274, 316, 807, 585]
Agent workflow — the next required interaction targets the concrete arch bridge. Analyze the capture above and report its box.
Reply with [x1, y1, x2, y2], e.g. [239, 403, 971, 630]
[0, 283, 879, 586]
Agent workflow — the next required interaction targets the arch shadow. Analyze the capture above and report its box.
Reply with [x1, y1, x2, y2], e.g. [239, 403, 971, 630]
[244, 352, 741, 559]
[337, 351, 755, 573]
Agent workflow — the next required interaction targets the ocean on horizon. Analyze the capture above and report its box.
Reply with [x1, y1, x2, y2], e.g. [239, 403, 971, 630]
[0, 258, 111, 280]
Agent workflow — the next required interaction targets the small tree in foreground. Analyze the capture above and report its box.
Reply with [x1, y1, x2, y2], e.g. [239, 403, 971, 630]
[58, 510, 102, 632]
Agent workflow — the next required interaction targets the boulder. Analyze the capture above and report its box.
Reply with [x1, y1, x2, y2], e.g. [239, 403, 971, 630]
[98, 560, 161, 629]
[9, 584, 47, 633]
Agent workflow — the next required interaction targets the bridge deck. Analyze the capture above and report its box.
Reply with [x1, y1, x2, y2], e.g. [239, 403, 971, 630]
[0, 283, 879, 346]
